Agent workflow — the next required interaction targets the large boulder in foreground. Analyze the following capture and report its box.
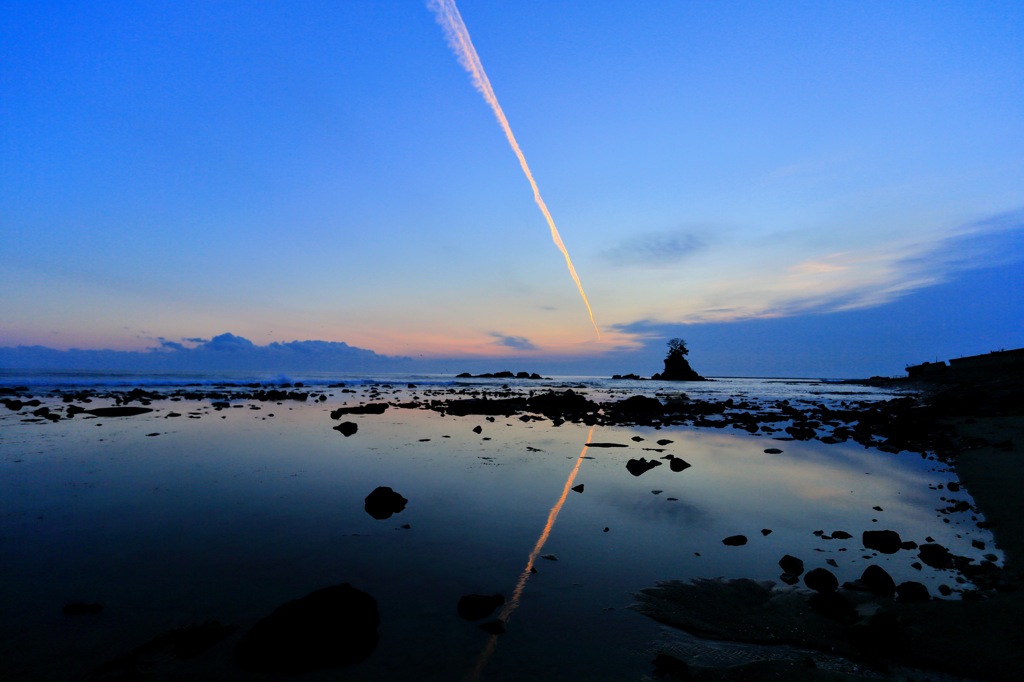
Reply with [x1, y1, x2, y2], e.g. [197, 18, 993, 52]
[234, 583, 378, 674]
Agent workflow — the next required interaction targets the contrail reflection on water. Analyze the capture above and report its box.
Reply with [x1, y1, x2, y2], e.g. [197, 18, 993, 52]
[429, 0, 601, 339]
[467, 425, 596, 680]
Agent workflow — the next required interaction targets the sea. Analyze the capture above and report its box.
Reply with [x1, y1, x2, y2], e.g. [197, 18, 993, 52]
[0, 370, 995, 680]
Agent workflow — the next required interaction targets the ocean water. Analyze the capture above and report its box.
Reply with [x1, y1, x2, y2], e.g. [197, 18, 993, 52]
[0, 372, 995, 680]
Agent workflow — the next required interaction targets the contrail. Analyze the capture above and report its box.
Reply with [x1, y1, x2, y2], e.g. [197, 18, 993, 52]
[429, 0, 601, 339]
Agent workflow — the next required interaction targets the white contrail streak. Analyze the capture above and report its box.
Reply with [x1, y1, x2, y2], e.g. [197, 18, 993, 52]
[429, 0, 601, 339]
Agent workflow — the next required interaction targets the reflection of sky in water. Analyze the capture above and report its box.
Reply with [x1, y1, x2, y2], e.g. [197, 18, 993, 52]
[0, 393, 1001, 680]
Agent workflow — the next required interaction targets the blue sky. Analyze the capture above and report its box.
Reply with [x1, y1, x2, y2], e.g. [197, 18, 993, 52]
[2, 1, 1022, 377]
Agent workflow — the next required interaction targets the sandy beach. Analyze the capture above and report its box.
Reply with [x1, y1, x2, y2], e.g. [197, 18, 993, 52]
[1, 376, 1021, 680]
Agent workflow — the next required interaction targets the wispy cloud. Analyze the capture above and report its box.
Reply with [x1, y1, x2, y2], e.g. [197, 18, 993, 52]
[609, 208, 1024, 327]
[601, 230, 707, 267]
[489, 333, 537, 351]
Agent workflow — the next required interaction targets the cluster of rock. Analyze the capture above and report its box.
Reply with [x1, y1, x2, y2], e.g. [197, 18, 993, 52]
[455, 371, 547, 379]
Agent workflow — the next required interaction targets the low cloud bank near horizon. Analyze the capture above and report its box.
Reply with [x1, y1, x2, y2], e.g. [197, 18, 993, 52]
[0, 333, 413, 373]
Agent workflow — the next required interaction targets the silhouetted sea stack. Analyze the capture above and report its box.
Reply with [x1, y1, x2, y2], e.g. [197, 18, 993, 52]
[651, 338, 705, 381]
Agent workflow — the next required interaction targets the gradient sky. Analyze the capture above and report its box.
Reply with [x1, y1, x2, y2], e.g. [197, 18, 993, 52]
[2, 1, 1022, 376]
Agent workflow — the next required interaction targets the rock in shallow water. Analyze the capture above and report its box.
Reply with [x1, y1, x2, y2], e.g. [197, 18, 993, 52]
[364, 486, 407, 520]
[863, 529, 903, 554]
[804, 567, 839, 593]
[234, 583, 378, 674]
[333, 421, 358, 437]
[779, 555, 804, 576]
[625, 458, 662, 476]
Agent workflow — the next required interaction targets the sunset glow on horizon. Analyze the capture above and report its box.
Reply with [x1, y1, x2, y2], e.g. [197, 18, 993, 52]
[1, 1, 1021, 377]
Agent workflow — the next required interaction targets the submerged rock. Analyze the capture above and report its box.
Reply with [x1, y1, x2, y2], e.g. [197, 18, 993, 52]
[722, 535, 748, 547]
[234, 583, 378, 673]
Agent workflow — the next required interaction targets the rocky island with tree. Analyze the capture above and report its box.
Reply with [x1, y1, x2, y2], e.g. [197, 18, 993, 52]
[652, 338, 705, 381]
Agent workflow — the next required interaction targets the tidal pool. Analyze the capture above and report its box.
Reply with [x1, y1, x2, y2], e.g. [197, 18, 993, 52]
[0, 388, 998, 680]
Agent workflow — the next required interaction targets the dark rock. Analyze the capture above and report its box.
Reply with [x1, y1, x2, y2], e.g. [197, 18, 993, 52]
[457, 594, 505, 621]
[625, 458, 663, 476]
[849, 611, 908, 657]
[830, 530, 852, 540]
[862, 529, 902, 554]
[669, 457, 691, 472]
[84, 406, 154, 417]
[333, 421, 358, 437]
[652, 651, 693, 680]
[234, 583, 378, 674]
[571, 484, 584, 493]
[154, 620, 239, 659]
[859, 564, 896, 596]
[330, 403, 389, 417]
[364, 487, 408, 520]
[586, 442, 629, 447]
[87, 620, 240, 678]
[525, 390, 598, 419]
[779, 555, 804, 576]
[472, 425, 483, 434]
[722, 535, 747, 547]
[895, 581, 930, 603]
[63, 602, 104, 615]
[808, 592, 857, 623]
[654, 344, 705, 381]
[918, 543, 954, 569]
[763, 448, 784, 454]
[761, 528, 772, 536]
[656, 439, 674, 446]
[606, 395, 665, 419]
[803, 568, 839, 593]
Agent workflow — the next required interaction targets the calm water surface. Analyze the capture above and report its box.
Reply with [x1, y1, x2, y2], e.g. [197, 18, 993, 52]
[0, 378, 998, 680]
